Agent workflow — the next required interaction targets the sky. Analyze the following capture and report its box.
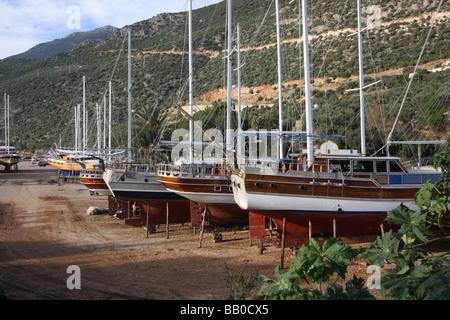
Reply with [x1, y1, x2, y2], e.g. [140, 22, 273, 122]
[0, 0, 222, 59]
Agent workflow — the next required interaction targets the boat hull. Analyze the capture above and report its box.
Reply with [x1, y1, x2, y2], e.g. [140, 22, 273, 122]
[104, 169, 186, 202]
[0, 154, 20, 170]
[80, 170, 110, 196]
[118, 199, 191, 227]
[248, 212, 393, 248]
[231, 171, 423, 214]
[230, 165, 440, 245]
[157, 165, 249, 227]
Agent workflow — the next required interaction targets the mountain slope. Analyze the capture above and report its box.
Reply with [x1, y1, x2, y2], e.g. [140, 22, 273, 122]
[0, 0, 448, 157]
[7, 26, 118, 60]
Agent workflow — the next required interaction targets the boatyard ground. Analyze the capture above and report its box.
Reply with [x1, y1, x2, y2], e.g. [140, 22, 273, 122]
[0, 162, 447, 300]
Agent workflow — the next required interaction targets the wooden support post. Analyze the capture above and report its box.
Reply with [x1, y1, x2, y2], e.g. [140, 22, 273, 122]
[333, 218, 337, 238]
[146, 201, 150, 238]
[198, 206, 207, 248]
[166, 202, 169, 239]
[308, 219, 312, 240]
[280, 216, 287, 269]
[380, 223, 385, 237]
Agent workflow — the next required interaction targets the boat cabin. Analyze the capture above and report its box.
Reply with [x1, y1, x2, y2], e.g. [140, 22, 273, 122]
[326, 156, 407, 174]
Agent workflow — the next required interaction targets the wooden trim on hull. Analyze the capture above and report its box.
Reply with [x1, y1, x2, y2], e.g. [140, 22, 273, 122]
[158, 175, 232, 194]
[240, 172, 419, 200]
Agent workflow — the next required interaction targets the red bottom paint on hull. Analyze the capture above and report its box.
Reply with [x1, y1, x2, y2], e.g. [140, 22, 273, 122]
[115, 199, 191, 227]
[190, 202, 249, 228]
[249, 212, 398, 247]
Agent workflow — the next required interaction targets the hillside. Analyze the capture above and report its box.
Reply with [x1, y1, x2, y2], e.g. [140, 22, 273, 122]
[0, 0, 448, 160]
[7, 26, 118, 60]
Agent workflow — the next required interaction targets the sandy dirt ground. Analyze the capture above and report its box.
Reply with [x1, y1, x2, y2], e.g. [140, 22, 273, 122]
[2, 161, 446, 301]
[0, 161, 296, 300]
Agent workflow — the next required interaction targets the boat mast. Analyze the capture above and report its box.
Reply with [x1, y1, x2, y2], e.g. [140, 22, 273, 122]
[4, 93, 6, 149]
[188, 0, 194, 163]
[109, 81, 112, 158]
[77, 104, 81, 152]
[74, 106, 78, 152]
[236, 23, 242, 163]
[276, 0, 283, 159]
[103, 96, 106, 150]
[6, 94, 10, 152]
[128, 28, 132, 162]
[82, 76, 86, 152]
[96, 103, 101, 151]
[226, 0, 233, 163]
[301, 0, 314, 166]
[357, 0, 366, 156]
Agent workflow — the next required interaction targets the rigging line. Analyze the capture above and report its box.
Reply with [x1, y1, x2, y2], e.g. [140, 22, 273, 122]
[386, 0, 445, 147]
[315, 0, 350, 80]
[240, 0, 274, 69]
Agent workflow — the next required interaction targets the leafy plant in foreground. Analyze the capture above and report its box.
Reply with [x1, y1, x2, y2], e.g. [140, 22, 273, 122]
[256, 142, 449, 300]
[256, 238, 373, 300]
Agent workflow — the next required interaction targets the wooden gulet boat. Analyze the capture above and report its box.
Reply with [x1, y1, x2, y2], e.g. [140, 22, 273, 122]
[157, 0, 249, 231]
[99, 27, 190, 228]
[103, 163, 191, 227]
[157, 162, 249, 227]
[231, 154, 442, 246]
[230, 0, 445, 248]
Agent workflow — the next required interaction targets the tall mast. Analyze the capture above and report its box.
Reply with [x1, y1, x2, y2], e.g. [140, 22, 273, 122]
[236, 23, 242, 163]
[4, 93, 6, 148]
[226, 0, 233, 162]
[302, 0, 314, 166]
[357, 0, 366, 156]
[188, 0, 194, 163]
[103, 96, 106, 150]
[237, 23, 242, 133]
[6, 95, 10, 151]
[128, 28, 132, 162]
[74, 106, 78, 152]
[108, 81, 112, 155]
[83, 76, 86, 152]
[77, 104, 81, 152]
[276, 0, 283, 159]
[96, 103, 101, 151]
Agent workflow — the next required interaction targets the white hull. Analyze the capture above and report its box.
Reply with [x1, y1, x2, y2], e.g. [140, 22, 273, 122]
[164, 187, 236, 205]
[231, 174, 416, 214]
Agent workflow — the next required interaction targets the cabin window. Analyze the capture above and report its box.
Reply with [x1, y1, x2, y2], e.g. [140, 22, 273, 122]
[353, 160, 374, 173]
[214, 186, 222, 192]
[389, 160, 403, 172]
[375, 161, 387, 173]
[329, 160, 350, 172]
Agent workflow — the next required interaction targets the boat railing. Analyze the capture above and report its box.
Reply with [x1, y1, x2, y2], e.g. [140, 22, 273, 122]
[106, 161, 158, 173]
[158, 163, 232, 178]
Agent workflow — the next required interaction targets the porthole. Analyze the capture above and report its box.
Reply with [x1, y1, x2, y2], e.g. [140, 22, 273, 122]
[255, 182, 262, 188]
[270, 183, 277, 189]
[299, 185, 306, 191]
[145, 179, 149, 183]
